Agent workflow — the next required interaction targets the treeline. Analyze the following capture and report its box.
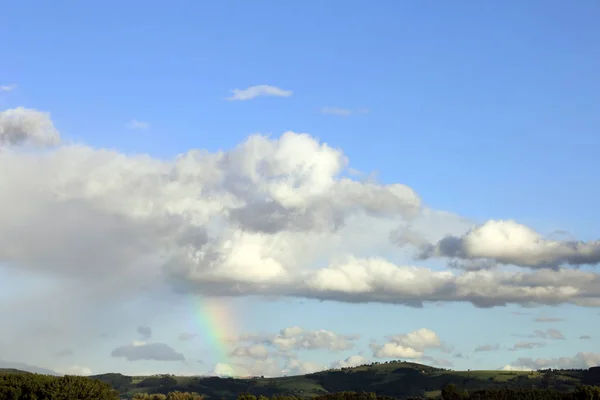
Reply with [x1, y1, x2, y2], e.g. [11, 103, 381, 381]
[442, 383, 600, 400]
[133, 393, 203, 400]
[3, 372, 600, 400]
[237, 393, 393, 400]
[0, 373, 118, 399]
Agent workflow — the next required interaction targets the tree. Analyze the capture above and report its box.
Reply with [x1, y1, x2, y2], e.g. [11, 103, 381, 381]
[441, 384, 463, 400]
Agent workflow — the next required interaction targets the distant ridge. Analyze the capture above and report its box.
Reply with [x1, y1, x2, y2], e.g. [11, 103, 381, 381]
[0, 360, 59, 376]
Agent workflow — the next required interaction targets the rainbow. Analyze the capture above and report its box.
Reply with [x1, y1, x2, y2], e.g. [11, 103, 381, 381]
[192, 296, 238, 374]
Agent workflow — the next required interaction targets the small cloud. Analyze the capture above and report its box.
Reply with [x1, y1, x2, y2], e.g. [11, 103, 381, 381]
[534, 317, 565, 323]
[137, 326, 152, 340]
[127, 119, 150, 130]
[510, 342, 545, 351]
[580, 335, 592, 340]
[547, 329, 565, 340]
[474, 344, 500, 352]
[320, 107, 369, 117]
[55, 365, 92, 376]
[0, 84, 17, 92]
[422, 356, 453, 368]
[226, 85, 292, 101]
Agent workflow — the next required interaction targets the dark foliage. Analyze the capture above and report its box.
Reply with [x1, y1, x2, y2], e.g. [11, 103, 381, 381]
[0, 373, 118, 400]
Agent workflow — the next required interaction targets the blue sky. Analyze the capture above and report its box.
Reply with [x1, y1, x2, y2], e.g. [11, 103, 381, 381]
[1, 0, 600, 377]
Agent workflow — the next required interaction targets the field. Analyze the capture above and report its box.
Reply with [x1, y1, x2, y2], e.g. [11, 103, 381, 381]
[84, 361, 600, 399]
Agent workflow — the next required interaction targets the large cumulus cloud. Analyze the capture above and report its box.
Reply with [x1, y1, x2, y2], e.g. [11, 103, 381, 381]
[2, 105, 600, 314]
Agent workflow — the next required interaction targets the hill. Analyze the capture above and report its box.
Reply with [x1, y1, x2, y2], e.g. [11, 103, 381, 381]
[0, 360, 59, 375]
[0, 368, 31, 375]
[87, 362, 600, 399]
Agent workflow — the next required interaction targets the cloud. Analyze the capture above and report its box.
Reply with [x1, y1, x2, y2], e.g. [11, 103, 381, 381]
[0, 84, 17, 92]
[580, 335, 592, 340]
[233, 327, 359, 353]
[126, 119, 150, 130]
[0, 107, 60, 148]
[422, 356, 453, 368]
[371, 328, 441, 359]
[517, 329, 564, 340]
[111, 342, 185, 362]
[504, 353, 600, 370]
[284, 358, 326, 375]
[55, 365, 92, 375]
[547, 329, 565, 340]
[230, 344, 270, 360]
[210, 357, 325, 378]
[178, 333, 198, 341]
[226, 85, 292, 101]
[416, 220, 600, 269]
[137, 326, 152, 340]
[320, 107, 352, 117]
[510, 342, 545, 351]
[474, 344, 499, 352]
[331, 355, 369, 369]
[320, 107, 369, 117]
[4, 103, 600, 375]
[534, 317, 565, 323]
[0, 360, 58, 375]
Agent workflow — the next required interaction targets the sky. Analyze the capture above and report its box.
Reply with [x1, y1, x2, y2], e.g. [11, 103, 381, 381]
[1, 0, 600, 378]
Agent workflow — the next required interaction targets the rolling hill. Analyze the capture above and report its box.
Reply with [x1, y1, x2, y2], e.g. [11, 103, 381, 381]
[87, 361, 600, 399]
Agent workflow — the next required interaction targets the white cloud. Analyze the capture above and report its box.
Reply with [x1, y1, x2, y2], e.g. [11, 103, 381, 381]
[127, 119, 150, 130]
[0, 107, 60, 147]
[283, 358, 326, 375]
[320, 107, 368, 117]
[226, 85, 292, 101]
[233, 326, 359, 353]
[230, 344, 270, 360]
[371, 328, 441, 359]
[371, 343, 423, 359]
[55, 365, 93, 376]
[212, 362, 236, 377]
[0, 84, 17, 92]
[418, 220, 600, 269]
[210, 357, 322, 378]
[501, 365, 533, 371]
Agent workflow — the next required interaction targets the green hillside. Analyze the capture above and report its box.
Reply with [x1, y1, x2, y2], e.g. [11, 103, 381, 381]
[87, 361, 600, 400]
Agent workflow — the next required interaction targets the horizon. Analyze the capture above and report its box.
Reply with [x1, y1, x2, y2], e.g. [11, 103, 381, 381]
[1, 0, 600, 379]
